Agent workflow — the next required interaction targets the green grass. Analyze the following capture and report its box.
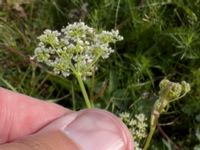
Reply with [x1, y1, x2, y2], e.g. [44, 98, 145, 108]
[0, 0, 200, 149]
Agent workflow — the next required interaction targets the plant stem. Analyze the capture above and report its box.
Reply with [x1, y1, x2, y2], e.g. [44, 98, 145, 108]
[143, 98, 166, 150]
[75, 72, 92, 108]
[143, 125, 156, 150]
[71, 82, 76, 110]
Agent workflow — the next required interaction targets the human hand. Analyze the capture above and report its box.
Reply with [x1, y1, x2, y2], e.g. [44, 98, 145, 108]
[0, 88, 133, 150]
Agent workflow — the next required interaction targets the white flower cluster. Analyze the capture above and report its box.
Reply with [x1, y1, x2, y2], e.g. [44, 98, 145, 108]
[33, 22, 123, 77]
[119, 112, 148, 150]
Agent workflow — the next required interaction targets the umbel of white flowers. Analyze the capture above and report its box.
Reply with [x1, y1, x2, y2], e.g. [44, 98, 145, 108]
[33, 22, 123, 78]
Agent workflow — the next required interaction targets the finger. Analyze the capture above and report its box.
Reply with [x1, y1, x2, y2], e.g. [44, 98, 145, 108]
[0, 130, 79, 150]
[36, 109, 134, 150]
[0, 109, 133, 150]
[0, 88, 71, 144]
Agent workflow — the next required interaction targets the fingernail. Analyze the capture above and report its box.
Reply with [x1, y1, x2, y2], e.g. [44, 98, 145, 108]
[63, 109, 133, 150]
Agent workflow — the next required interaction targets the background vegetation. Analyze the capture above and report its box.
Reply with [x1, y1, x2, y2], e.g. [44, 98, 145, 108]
[0, 0, 200, 149]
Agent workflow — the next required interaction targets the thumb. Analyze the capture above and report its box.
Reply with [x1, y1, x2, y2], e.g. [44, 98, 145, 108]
[0, 109, 134, 150]
[39, 108, 134, 150]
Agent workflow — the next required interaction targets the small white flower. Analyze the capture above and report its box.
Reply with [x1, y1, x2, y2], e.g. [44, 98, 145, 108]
[134, 141, 142, 150]
[119, 112, 130, 119]
[34, 22, 123, 78]
[119, 112, 148, 149]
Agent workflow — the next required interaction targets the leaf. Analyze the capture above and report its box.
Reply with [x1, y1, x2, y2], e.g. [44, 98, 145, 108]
[162, 138, 172, 150]
[108, 70, 118, 96]
[6, 0, 32, 5]
[196, 128, 200, 141]
[93, 80, 108, 100]
[194, 145, 200, 150]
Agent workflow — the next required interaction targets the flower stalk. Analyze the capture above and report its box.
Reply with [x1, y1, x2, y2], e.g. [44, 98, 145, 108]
[143, 79, 191, 150]
[74, 72, 92, 108]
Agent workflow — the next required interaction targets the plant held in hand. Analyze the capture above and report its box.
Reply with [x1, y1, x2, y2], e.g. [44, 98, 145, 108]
[33, 22, 123, 108]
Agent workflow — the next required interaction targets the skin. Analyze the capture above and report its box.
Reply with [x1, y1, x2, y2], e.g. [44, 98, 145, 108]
[0, 88, 134, 150]
[0, 131, 79, 150]
[0, 87, 77, 149]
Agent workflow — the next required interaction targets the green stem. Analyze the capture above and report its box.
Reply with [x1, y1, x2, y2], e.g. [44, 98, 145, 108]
[75, 72, 92, 108]
[143, 124, 156, 150]
[71, 82, 76, 110]
[89, 69, 95, 107]
[143, 98, 166, 150]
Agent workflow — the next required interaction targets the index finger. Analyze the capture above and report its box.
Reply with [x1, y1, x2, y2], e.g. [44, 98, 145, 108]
[0, 88, 71, 144]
